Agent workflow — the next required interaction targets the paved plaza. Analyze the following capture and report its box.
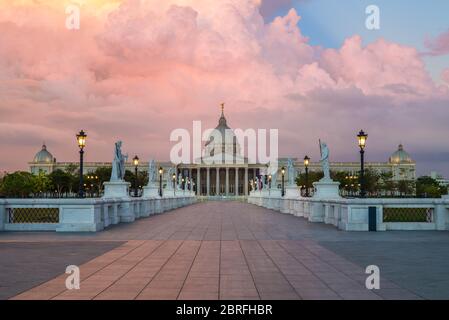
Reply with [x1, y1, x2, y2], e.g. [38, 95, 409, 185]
[1, 201, 449, 300]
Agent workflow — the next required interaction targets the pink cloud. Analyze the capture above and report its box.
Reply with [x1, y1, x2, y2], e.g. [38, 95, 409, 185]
[442, 68, 449, 84]
[0, 0, 448, 174]
[424, 28, 449, 56]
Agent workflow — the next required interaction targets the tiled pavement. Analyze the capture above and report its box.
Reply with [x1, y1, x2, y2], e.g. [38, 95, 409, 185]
[2, 201, 449, 300]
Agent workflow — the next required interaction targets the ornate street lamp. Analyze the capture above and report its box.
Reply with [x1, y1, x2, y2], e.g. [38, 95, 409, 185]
[172, 173, 176, 194]
[268, 174, 272, 189]
[76, 130, 87, 198]
[158, 167, 163, 197]
[133, 155, 139, 197]
[281, 166, 285, 197]
[182, 177, 185, 190]
[304, 155, 310, 197]
[357, 130, 368, 198]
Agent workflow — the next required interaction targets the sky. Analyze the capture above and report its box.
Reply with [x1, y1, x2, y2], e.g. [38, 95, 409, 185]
[0, 0, 449, 176]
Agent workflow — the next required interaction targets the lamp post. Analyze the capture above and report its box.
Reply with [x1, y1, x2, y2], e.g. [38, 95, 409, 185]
[268, 174, 272, 189]
[304, 155, 310, 197]
[172, 173, 176, 195]
[158, 167, 163, 197]
[76, 130, 87, 198]
[281, 167, 285, 197]
[357, 130, 368, 198]
[133, 155, 139, 197]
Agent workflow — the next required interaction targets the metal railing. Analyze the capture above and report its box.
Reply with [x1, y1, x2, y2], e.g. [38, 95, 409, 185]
[7, 208, 60, 223]
[382, 207, 433, 223]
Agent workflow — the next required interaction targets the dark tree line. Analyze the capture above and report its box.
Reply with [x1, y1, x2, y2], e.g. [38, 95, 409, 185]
[0, 167, 149, 198]
[295, 169, 447, 198]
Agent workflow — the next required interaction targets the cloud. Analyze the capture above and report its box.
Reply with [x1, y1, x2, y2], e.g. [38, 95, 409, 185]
[442, 68, 449, 84]
[424, 28, 449, 56]
[0, 0, 448, 175]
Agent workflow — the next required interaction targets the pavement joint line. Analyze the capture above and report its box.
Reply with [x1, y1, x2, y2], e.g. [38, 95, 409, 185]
[277, 240, 346, 299]
[175, 211, 209, 299]
[8, 240, 143, 300]
[134, 239, 186, 299]
[176, 240, 205, 300]
[131, 212, 200, 299]
[91, 240, 166, 299]
[230, 213, 261, 300]
[48, 240, 148, 300]
[256, 239, 303, 300]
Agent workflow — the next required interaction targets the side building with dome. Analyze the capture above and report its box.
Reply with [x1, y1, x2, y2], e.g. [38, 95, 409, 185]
[29, 109, 416, 196]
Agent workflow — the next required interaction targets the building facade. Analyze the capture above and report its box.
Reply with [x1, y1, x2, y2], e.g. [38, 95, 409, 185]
[29, 110, 416, 197]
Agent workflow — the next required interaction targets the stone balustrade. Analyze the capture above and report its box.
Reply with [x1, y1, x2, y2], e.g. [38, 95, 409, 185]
[0, 194, 196, 232]
[248, 190, 449, 231]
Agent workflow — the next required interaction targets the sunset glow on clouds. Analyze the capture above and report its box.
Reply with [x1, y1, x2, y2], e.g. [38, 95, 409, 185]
[1, 0, 449, 174]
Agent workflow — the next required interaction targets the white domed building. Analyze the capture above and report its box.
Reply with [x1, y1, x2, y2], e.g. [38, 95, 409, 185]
[30, 144, 56, 174]
[28, 108, 416, 198]
[388, 144, 416, 180]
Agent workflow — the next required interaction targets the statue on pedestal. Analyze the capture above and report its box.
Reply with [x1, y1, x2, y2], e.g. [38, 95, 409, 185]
[178, 173, 183, 189]
[110, 141, 127, 181]
[287, 158, 296, 185]
[148, 160, 157, 185]
[166, 167, 175, 189]
[271, 171, 278, 189]
[319, 139, 331, 181]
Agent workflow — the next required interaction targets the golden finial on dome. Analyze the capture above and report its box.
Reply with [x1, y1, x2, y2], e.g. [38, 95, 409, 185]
[221, 102, 225, 114]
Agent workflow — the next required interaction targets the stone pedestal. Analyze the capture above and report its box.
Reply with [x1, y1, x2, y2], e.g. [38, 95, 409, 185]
[103, 181, 130, 199]
[269, 189, 282, 198]
[143, 185, 160, 198]
[312, 179, 341, 199]
[285, 185, 300, 198]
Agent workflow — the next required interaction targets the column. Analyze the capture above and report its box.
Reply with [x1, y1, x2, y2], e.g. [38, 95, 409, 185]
[244, 167, 248, 195]
[235, 168, 239, 196]
[189, 168, 192, 191]
[206, 167, 210, 196]
[253, 168, 256, 179]
[197, 168, 201, 195]
[225, 167, 229, 196]
[216, 167, 219, 196]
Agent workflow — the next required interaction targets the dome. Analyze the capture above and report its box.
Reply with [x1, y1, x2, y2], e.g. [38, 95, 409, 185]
[389, 144, 413, 164]
[204, 104, 240, 157]
[33, 144, 54, 163]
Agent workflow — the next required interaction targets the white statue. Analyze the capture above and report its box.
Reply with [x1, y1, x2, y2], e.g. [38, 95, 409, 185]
[271, 171, 278, 189]
[250, 179, 254, 191]
[319, 139, 331, 180]
[287, 158, 296, 185]
[148, 159, 157, 184]
[110, 141, 127, 181]
[178, 173, 183, 188]
[166, 167, 175, 189]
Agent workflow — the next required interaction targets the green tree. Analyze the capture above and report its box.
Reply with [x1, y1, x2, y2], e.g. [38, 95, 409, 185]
[0, 171, 35, 198]
[416, 176, 447, 198]
[363, 168, 381, 196]
[379, 172, 395, 196]
[397, 180, 415, 196]
[124, 170, 149, 194]
[295, 170, 323, 187]
[33, 170, 51, 195]
[49, 169, 72, 197]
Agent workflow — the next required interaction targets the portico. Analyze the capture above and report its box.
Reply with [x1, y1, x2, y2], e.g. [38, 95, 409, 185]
[177, 165, 259, 196]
